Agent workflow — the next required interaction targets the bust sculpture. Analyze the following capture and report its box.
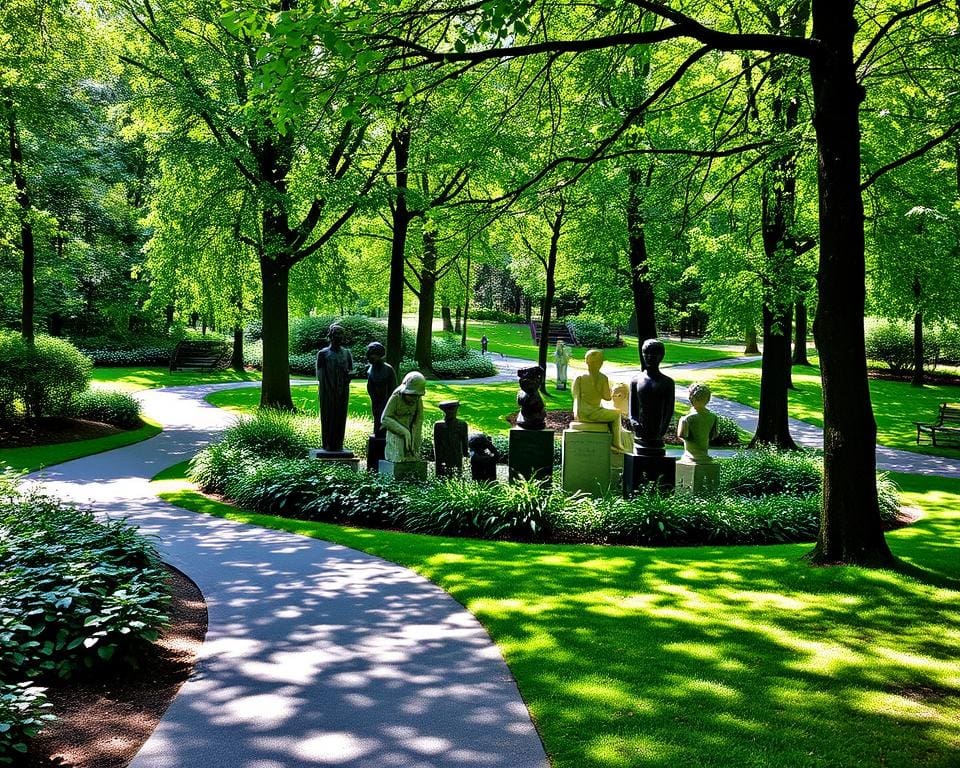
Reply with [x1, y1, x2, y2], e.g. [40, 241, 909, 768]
[628, 339, 675, 455]
[678, 383, 719, 463]
[433, 400, 469, 477]
[365, 342, 396, 438]
[554, 340, 572, 390]
[315, 324, 354, 453]
[571, 349, 625, 452]
[516, 366, 546, 430]
[381, 371, 426, 462]
[469, 433, 499, 481]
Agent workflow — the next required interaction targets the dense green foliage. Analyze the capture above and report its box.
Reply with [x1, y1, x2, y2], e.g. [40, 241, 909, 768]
[0, 333, 92, 420]
[70, 389, 142, 428]
[0, 682, 54, 764]
[567, 317, 620, 348]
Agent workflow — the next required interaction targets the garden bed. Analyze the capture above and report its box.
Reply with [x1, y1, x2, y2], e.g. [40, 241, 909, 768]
[0, 417, 126, 448]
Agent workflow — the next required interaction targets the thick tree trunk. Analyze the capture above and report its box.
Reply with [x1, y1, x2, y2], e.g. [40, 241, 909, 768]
[793, 295, 811, 365]
[386, 125, 411, 371]
[911, 310, 925, 388]
[414, 231, 438, 370]
[259, 258, 293, 410]
[627, 167, 657, 363]
[750, 304, 798, 449]
[441, 300, 454, 332]
[744, 326, 760, 354]
[232, 325, 245, 371]
[808, 0, 892, 566]
[5, 89, 35, 343]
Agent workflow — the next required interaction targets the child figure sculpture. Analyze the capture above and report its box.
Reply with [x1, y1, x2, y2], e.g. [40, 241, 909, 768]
[433, 400, 469, 477]
[677, 382, 719, 463]
[572, 349, 625, 452]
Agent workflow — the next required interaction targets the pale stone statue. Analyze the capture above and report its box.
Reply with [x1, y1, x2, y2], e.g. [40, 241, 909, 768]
[315, 324, 353, 453]
[610, 381, 634, 450]
[365, 342, 396, 438]
[381, 371, 426, 462]
[629, 339, 675, 455]
[516, 366, 547, 430]
[433, 400, 469, 477]
[553, 340, 572, 390]
[571, 349, 624, 452]
[677, 382, 719, 463]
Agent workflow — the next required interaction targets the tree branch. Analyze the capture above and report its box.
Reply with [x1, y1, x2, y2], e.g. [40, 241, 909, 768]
[861, 118, 960, 190]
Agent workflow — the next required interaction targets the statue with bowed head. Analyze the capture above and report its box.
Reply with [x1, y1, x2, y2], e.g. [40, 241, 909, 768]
[675, 382, 721, 494]
[315, 324, 355, 456]
[623, 338, 677, 495]
[379, 371, 428, 480]
[508, 365, 554, 483]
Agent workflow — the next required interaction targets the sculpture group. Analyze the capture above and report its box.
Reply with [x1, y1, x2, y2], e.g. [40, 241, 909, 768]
[313, 322, 718, 494]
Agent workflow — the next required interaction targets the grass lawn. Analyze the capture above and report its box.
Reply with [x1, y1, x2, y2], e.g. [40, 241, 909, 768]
[461, 322, 745, 369]
[206, 380, 577, 436]
[0, 417, 162, 473]
[679, 359, 960, 457]
[90, 366, 259, 392]
[155, 462, 960, 768]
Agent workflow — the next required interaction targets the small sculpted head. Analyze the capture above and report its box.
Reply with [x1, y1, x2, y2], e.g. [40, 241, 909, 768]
[400, 371, 426, 404]
[438, 400, 460, 420]
[688, 382, 711, 411]
[641, 338, 665, 369]
[328, 324, 345, 347]
[366, 341, 385, 364]
[585, 348, 603, 373]
[611, 381, 629, 415]
[518, 366, 543, 393]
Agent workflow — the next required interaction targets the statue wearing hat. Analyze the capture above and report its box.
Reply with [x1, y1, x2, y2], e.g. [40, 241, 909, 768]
[433, 400, 469, 477]
[381, 371, 427, 463]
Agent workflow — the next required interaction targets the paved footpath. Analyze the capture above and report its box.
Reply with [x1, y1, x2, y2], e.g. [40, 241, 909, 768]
[31, 382, 548, 768]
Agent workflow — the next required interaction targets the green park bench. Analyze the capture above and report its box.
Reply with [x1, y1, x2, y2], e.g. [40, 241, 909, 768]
[915, 403, 960, 446]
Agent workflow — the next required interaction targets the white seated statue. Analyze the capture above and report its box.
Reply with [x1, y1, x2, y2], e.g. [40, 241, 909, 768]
[677, 382, 719, 463]
[571, 349, 625, 453]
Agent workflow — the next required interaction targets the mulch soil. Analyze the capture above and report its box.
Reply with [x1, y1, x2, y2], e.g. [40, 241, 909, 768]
[0, 418, 124, 448]
[23, 566, 208, 768]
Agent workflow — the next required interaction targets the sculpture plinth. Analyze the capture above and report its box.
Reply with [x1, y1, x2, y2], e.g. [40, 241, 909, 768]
[378, 459, 428, 481]
[676, 460, 719, 495]
[562, 424, 615, 494]
[623, 453, 677, 497]
[366, 436, 386, 472]
[508, 427, 554, 484]
[309, 448, 360, 472]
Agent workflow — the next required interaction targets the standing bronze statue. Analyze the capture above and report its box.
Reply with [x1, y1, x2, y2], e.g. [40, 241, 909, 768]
[315, 324, 354, 454]
[365, 342, 396, 437]
[433, 400, 469, 477]
[628, 339, 675, 455]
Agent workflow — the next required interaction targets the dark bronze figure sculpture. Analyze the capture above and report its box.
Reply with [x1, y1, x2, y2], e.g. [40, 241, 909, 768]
[315, 324, 354, 453]
[628, 339, 675, 455]
[433, 400, 469, 477]
[516, 366, 547, 430]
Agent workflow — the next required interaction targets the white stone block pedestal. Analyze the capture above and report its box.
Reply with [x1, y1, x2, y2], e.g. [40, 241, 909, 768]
[675, 460, 720, 495]
[562, 423, 616, 495]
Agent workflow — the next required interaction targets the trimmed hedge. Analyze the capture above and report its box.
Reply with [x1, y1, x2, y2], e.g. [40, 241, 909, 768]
[290, 315, 414, 363]
[469, 309, 526, 324]
[71, 389, 142, 429]
[78, 347, 173, 367]
[568, 317, 620, 348]
[0, 332, 92, 420]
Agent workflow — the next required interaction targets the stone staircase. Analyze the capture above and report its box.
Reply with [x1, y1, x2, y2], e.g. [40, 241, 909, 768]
[529, 319, 576, 346]
[169, 340, 230, 372]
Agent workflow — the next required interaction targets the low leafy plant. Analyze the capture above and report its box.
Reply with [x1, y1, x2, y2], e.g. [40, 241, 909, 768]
[0, 682, 55, 764]
[719, 447, 822, 496]
[568, 317, 620, 348]
[469, 309, 526, 323]
[0, 332, 92, 419]
[711, 415, 741, 446]
[71, 389, 142, 428]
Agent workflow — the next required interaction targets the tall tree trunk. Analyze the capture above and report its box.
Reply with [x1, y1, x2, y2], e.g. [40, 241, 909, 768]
[232, 325, 245, 371]
[808, 0, 892, 566]
[259, 258, 292, 409]
[750, 304, 798, 448]
[627, 166, 657, 362]
[5, 89, 35, 343]
[537, 205, 563, 394]
[441, 299, 454, 332]
[911, 276, 924, 387]
[454, 305, 461, 334]
[792, 295, 811, 365]
[386, 124, 411, 371]
[460, 250, 471, 348]
[744, 326, 760, 354]
[415, 230, 438, 370]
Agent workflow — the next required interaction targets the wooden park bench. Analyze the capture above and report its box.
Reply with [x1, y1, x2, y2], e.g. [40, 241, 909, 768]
[169, 340, 230, 373]
[915, 403, 960, 446]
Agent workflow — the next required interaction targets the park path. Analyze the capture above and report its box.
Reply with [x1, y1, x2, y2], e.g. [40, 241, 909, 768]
[29, 382, 548, 768]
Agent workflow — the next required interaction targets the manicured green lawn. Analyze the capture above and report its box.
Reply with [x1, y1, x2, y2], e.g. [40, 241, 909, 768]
[679, 359, 960, 457]
[206, 380, 576, 436]
[155, 462, 960, 768]
[91, 366, 259, 392]
[0, 417, 162, 473]
[462, 322, 745, 368]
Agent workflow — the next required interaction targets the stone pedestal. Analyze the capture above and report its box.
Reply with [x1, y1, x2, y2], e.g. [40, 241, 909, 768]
[623, 453, 677, 497]
[508, 427, 555, 484]
[378, 460, 428, 481]
[676, 460, 720, 495]
[366, 436, 386, 472]
[308, 449, 360, 472]
[562, 424, 614, 494]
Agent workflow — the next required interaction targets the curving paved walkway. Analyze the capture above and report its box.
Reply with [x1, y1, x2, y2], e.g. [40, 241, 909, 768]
[30, 382, 547, 768]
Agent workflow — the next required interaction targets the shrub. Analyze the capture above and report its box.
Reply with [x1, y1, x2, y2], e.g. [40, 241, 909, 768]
[719, 447, 822, 496]
[220, 409, 320, 458]
[712, 415, 741, 446]
[0, 332, 92, 419]
[864, 321, 943, 374]
[289, 315, 414, 362]
[78, 347, 173, 367]
[71, 389, 142, 428]
[289, 352, 316, 376]
[430, 349, 497, 379]
[568, 317, 620, 348]
[934, 324, 960, 366]
[0, 481, 169, 684]
[0, 683, 55, 764]
[244, 321, 263, 343]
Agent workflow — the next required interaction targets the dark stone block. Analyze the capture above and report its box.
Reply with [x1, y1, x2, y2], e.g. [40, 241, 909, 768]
[508, 427, 555, 485]
[366, 436, 386, 472]
[623, 453, 677, 497]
